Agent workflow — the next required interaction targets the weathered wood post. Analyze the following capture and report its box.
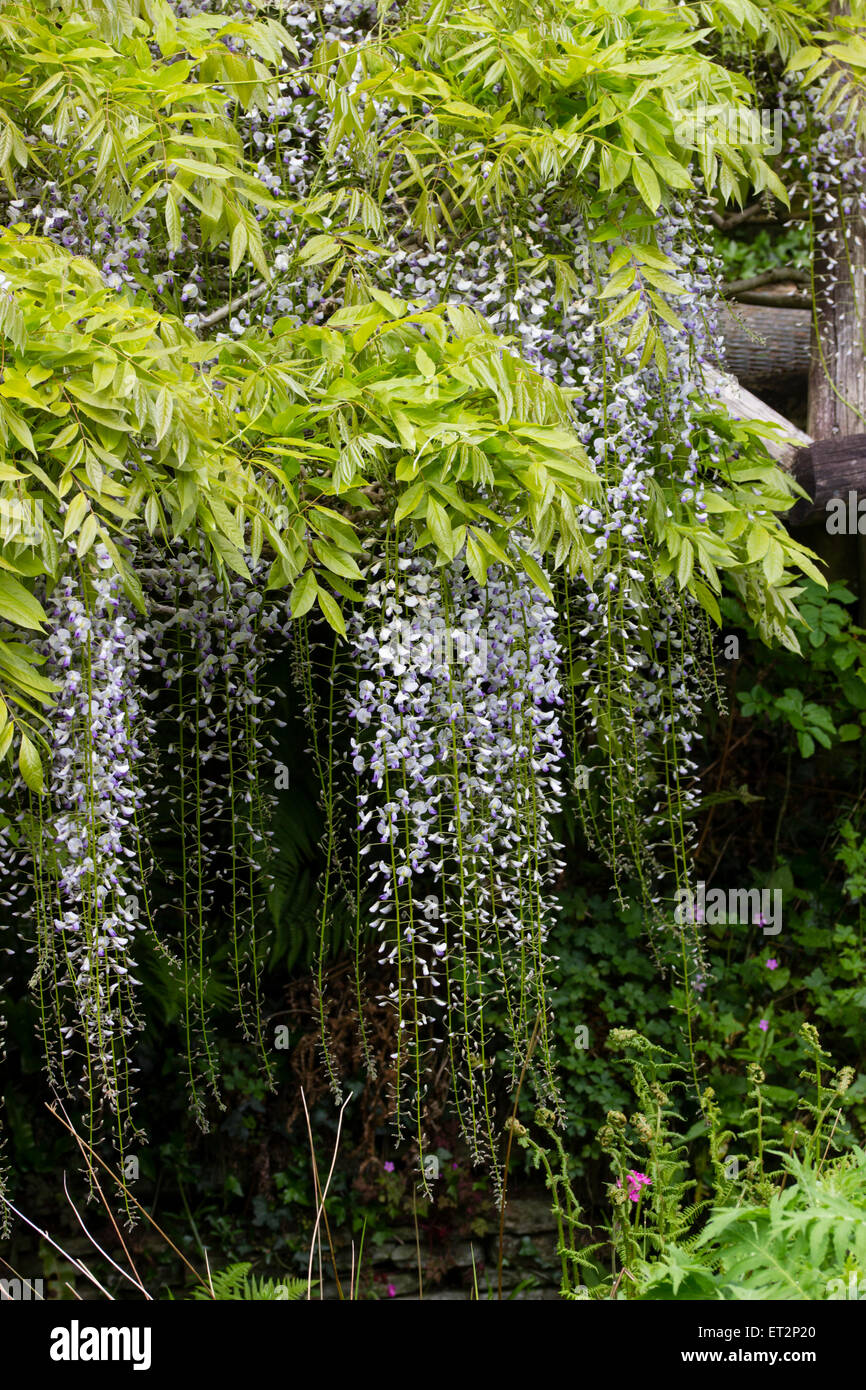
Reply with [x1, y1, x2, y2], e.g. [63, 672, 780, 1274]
[807, 0, 866, 612]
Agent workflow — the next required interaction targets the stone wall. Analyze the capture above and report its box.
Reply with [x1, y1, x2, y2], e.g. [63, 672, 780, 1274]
[320, 1188, 565, 1301]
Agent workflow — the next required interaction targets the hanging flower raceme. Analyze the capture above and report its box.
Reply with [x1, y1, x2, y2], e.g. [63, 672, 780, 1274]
[140, 539, 290, 1122]
[369, 196, 721, 943]
[25, 544, 150, 1163]
[342, 536, 564, 1183]
[0, 532, 292, 1161]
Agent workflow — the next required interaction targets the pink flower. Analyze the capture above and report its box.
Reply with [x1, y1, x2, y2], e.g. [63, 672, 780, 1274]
[383, 1161, 395, 1172]
[387, 1284, 396, 1298]
[759, 1018, 769, 1032]
[617, 1170, 652, 1202]
[766, 958, 778, 971]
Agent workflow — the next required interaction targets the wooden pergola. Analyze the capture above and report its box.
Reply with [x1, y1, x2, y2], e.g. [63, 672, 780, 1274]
[712, 0, 866, 606]
[712, 247, 865, 609]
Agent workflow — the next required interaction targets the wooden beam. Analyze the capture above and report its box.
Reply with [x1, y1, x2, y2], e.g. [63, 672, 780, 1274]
[719, 304, 811, 388]
[788, 435, 866, 525]
[702, 362, 812, 471]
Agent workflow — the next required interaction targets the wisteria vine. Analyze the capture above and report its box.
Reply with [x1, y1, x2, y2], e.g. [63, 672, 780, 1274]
[0, 0, 857, 1196]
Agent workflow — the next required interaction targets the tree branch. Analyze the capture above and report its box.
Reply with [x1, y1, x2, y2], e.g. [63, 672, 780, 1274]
[722, 267, 810, 295]
[196, 279, 268, 329]
[709, 201, 766, 232]
[732, 290, 813, 310]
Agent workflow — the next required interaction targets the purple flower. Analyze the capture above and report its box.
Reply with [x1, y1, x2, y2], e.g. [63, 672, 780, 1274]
[617, 1170, 652, 1203]
[347, 537, 565, 1130]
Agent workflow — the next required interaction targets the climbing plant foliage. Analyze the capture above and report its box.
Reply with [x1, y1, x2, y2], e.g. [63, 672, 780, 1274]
[0, 0, 863, 1198]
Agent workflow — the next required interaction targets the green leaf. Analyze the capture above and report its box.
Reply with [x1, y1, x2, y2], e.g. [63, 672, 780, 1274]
[415, 346, 436, 379]
[786, 46, 822, 73]
[317, 587, 347, 638]
[514, 545, 553, 602]
[395, 480, 426, 523]
[746, 525, 770, 563]
[18, 730, 43, 794]
[4, 409, 36, 457]
[425, 495, 453, 557]
[62, 493, 90, 540]
[466, 532, 489, 586]
[299, 234, 341, 267]
[230, 221, 248, 275]
[290, 568, 318, 618]
[599, 266, 637, 299]
[676, 540, 694, 588]
[0, 572, 47, 631]
[632, 157, 661, 211]
[77, 513, 98, 558]
[165, 191, 182, 251]
[151, 386, 174, 444]
[600, 287, 642, 327]
[369, 286, 407, 318]
[312, 538, 363, 580]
